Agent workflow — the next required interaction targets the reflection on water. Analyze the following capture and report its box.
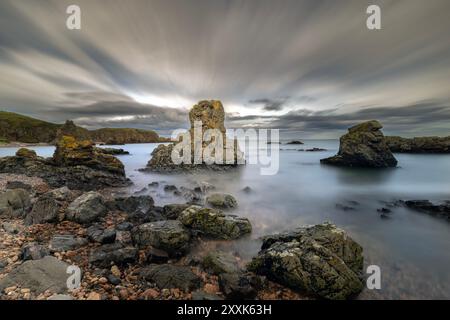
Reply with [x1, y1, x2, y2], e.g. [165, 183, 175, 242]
[1, 140, 450, 299]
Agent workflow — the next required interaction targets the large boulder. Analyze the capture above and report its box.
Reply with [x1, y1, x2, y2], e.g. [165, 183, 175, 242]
[218, 272, 264, 300]
[65, 192, 107, 224]
[321, 120, 397, 168]
[49, 235, 88, 252]
[132, 220, 191, 256]
[386, 136, 450, 153]
[0, 188, 31, 218]
[179, 205, 251, 240]
[202, 250, 240, 275]
[0, 256, 70, 294]
[247, 223, 364, 300]
[140, 264, 201, 291]
[206, 193, 238, 209]
[89, 243, 138, 267]
[25, 194, 60, 225]
[162, 204, 190, 220]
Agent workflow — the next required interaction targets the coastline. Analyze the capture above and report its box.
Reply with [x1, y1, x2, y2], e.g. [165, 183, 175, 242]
[0, 142, 52, 148]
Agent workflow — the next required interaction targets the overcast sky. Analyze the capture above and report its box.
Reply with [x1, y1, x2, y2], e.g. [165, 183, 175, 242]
[1, 0, 450, 138]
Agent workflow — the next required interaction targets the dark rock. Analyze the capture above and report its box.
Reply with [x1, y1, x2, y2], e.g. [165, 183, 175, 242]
[133, 187, 148, 195]
[146, 247, 170, 264]
[0, 256, 70, 294]
[115, 231, 133, 246]
[95, 147, 130, 155]
[87, 225, 116, 244]
[336, 203, 356, 212]
[386, 136, 450, 153]
[206, 193, 238, 209]
[162, 204, 190, 220]
[132, 220, 191, 256]
[6, 181, 32, 191]
[148, 182, 159, 188]
[164, 185, 178, 192]
[248, 223, 364, 300]
[65, 192, 107, 224]
[49, 235, 88, 252]
[179, 205, 252, 240]
[404, 200, 450, 219]
[321, 120, 397, 168]
[218, 272, 263, 300]
[202, 250, 239, 275]
[25, 194, 60, 225]
[113, 195, 155, 216]
[191, 290, 223, 300]
[286, 140, 304, 145]
[107, 274, 121, 285]
[140, 264, 201, 291]
[241, 186, 252, 194]
[0, 188, 31, 218]
[116, 222, 134, 231]
[305, 148, 327, 152]
[21, 242, 50, 261]
[89, 243, 138, 267]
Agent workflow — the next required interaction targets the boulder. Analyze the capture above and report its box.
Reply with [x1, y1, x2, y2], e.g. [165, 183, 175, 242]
[15, 148, 37, 158]
[49, 235, 88, 252]
[321, 120, 397, 168]
[65, 192, 107, 224]
[146, 247, 170, 264]
[89, 243, 138, 268]
[6, 181, 32, 191]
[0, 188, 31, 218]
[162, 204, 190, 220]
[0, 256, 70, 294]
[247, 223, 364, 300]
[132, 220, 191, 256]
[86, 225, 116, 244]
[25, 194, 60, 225]
[140, 264, 201, 291]
[113, 195, 154, 213]
[179, 206, 252, 240]
[404, 200, 450, 219]
[218, 272, 264, 300]
[1, 222, 24, 234]
[202, 250, 240, 275]
[21, 242, 50, 261]
[206, 193, 238, 209]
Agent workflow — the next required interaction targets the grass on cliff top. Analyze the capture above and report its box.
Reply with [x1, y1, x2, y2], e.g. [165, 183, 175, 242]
[0, 111, 60, 129]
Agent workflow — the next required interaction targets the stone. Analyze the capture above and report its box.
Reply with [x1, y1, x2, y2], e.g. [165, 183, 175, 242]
[25, 194, 60, 225]
[218, 272, 263, 300]
[202, 250, 239, 275]
[132, 220, 191, 257]
[146, 247, 170, 264]
[6, 181, 32, 191]
[286, 140, 304, 145]
[140, 264, 201, 291]
[49, 235, 88, 252]
[162, 204, 190, 220]
[47, 294, 74, 300]
[0, 256, 70, 294]
[179, 205, 252, 240]
[89, 243, 138, 268]
[191, 290, 223, 300]
[247, 223, 364, 300]
[65, 192, 107, 224]
[321, 120, 397, 168]
[21, 242, 50, 260]
[206, 193, 238, 209]
[15, 148, 37, 158]
[116, 222, 134, 231]
[404, 200, 450, 219]
[1, 222, 24, 234]
[107, 274, 121, 285]
[113, 195, 154, 214]
[86, 225, 116, 244]
[45, 186, 74, 202]
[0, 188, 31, 218]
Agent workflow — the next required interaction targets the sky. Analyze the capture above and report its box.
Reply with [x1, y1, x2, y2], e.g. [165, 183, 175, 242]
[1, 0, 450, 138]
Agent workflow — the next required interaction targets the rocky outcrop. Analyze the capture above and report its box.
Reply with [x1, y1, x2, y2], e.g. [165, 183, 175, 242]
[404, 200, 450, 219]
[144, 100, 243, 173]
[386, 136, 450, 153]
[178, 205, 252, 240]
[0, 136, 129, 190]
[321, 120, 398, 168]
[247, 223, 364, 300]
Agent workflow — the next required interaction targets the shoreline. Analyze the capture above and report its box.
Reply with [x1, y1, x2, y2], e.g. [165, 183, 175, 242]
[0, 142, 52, 148]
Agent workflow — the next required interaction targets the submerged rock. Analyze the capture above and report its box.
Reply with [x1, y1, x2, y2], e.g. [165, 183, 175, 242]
[321, 120, 397, 168]
[179, 205, 251, 240]
[386, 136, 450, 153]
[140, 264, 201, 291]
[206, 193, 238, 209]
[404, 200, 450, 219]
[132, 220, 191, 256]
[286, 140, 304, 145]
[248, 223, 364, 300]
[65, 192, 107, 224]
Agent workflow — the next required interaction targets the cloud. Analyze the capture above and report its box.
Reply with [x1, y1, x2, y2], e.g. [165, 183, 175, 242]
[248, 98, 288, 111]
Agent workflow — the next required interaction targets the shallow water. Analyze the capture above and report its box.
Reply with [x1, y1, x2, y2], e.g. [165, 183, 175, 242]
[1, 141, 450, 299]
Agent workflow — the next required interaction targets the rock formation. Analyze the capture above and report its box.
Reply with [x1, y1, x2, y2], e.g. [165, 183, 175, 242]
[247, 223, 364, 300]
[0, 136, 129, 190]
[386, 136, 450, 153]
[321, 120, 398, 168]
[144, 100, 243, 172]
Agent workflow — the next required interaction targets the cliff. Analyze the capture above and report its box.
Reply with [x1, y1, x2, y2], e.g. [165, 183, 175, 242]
[0, 111, 164, 144]
[385, 136, 450, 153]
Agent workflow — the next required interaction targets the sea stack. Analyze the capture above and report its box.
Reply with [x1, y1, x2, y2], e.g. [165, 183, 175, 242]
[320, 120, 398, 168]
[144, 100, 243, 172]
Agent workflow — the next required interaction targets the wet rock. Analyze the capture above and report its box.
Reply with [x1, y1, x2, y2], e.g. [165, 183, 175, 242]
[286, 140, 304, 145]
[248, 223, 364, 300]
[116, 222, 134, 231]
[21, 242, 50, 261]
[89, 243, 138, 267]
[162, 204, 190, 220]
[202, 250, 239, 275]
[112, 195, 155, 219]
[0, 188, 31, 218]
[133, 187, 148, 195]
[206, 193, 238, 209]
[95, 147, 130, 155]
[179, 205, 252, 240]
[140, 264, 201, 291]
[386, 136, 450, 153]
[132, 220, 191, 256]
[404, 200, 450, 219]
[0, 256, 70, 294]
[180, 187, 203, 204]
[218, 272, 263, 300]
[49, 235, 88, 252]
[86, 225, 116, 244]
[321, 120, 397, 168]
[193, 181, 216, 194]
[146, 247, 170, 264]
[148, 181, 159, 188]
[164, 185, 178, 192]
[25, 194, 60, 225]
[241, 186, 252, 194]
[65, 192, 107, 224]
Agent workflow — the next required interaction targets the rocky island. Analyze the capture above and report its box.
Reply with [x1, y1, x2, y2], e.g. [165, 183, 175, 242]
[385, 136, 450, 153]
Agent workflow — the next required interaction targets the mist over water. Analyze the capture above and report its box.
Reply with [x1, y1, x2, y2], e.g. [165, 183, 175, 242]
[1, 141, 450, 299]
